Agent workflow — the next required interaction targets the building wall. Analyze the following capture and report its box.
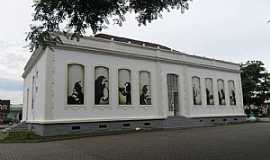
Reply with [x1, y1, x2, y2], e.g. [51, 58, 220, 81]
[38, 48, 244, 123]
[185, 66, 244, 117]
[159, 62, 244, 118]
[50, 49, 163, 123]
[22, 48, 48, 121]
[160, 62, 186, 117]
[23, 36, 245, 124]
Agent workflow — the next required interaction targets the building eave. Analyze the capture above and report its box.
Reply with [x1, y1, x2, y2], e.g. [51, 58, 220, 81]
[22, 47, 46, 78]
[53, 38, 240, 73]
[22, 33, 241, 78]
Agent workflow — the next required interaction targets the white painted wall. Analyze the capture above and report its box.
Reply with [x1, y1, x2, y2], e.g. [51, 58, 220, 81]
[51, 49, 162, 122]
[22, 48, 48, 122]
[23, 35, 245, 124]
[185, 66, 244, 117]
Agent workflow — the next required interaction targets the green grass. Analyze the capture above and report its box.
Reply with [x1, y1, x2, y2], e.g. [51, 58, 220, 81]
[0, 132, 8, 140]
[0, 131, 42, 143]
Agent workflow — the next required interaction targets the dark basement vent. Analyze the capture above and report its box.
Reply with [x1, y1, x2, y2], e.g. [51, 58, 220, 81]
[144, 122, 151, 126]
[123, 123, 130, 127]
[99, 124, 108, 128]
[72, 126, 81, 130]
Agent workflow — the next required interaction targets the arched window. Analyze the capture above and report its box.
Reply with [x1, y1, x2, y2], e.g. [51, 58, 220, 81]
[192, 76, 202, 105]
[118, 69, 132, 105]
[139, 71, 151, 105]
[67, 64, 85, 105]
[228, 80, 236, 105]
[205, 78, 214, 105]
[217, 79, 226, 105]
[95, 66, 109, 105]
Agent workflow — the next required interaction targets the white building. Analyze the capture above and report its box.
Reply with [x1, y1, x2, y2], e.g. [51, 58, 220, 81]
[22, 34, 246, 136]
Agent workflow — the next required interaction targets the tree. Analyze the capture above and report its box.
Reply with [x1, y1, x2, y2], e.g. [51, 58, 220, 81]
[241, 61, 270, 107]
[26, 0, 191, 51]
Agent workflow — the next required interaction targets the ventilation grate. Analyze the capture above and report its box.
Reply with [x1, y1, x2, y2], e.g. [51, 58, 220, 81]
[72, 126, 80, 130]
[144, 122, 151, 126]
[99, 124, 108, 128]
[123, 123, 130, 127]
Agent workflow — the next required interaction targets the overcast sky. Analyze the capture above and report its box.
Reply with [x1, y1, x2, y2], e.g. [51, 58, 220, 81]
[0, 0, 269, 104]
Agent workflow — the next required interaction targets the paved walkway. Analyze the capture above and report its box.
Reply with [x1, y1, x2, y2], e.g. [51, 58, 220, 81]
[1, 122, 270, 160]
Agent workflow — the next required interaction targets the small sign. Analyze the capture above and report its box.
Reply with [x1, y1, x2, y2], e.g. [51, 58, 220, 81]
[0, 100, 10, 113]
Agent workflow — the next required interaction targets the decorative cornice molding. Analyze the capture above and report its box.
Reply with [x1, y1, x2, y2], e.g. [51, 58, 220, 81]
[22, 35, 241, 78]
[54, 43, 241, 73]
[22, 47, 45, 78]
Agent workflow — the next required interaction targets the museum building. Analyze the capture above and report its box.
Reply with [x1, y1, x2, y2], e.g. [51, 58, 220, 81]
[22, 34, 246, 136]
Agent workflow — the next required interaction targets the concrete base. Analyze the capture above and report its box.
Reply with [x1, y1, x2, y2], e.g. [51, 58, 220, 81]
[27, 116, 247, 136]
[162, 116, 247, 129]
[28, 119, 163, 136]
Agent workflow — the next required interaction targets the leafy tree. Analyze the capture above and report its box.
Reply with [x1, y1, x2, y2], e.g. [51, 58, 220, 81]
[26, 0, 191, 51]
[241, 61, 270, 107]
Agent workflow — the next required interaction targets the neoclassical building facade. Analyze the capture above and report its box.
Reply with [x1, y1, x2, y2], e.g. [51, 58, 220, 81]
[22, 34, 246, 136]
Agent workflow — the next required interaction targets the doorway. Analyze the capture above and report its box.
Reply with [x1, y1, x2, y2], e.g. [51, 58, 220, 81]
[167, 74, 179, 116]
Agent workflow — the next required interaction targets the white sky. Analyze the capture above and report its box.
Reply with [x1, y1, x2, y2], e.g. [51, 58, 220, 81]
[0, 0, 270, 104]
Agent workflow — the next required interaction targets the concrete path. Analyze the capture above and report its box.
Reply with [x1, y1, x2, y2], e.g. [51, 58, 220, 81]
[0, 122, 270, 160]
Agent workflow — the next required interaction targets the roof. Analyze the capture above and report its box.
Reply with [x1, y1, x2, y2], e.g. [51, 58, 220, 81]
[95, 34, 172, 51]
[23, 33, 241, 78]
[94, 34, 239, 66]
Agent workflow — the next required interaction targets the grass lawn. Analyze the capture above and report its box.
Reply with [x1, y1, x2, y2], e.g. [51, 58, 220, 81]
[0, 131, 42, 143]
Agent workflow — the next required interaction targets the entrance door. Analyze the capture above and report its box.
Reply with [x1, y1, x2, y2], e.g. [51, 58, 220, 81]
[167, 74, 179, 116]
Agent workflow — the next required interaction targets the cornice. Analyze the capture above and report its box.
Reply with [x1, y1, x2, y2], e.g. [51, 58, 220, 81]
[54, 42, 241, 73]
[22, 47, 45, 78]
[22, 35, 241, 78]
[61, 33, 240, 66]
